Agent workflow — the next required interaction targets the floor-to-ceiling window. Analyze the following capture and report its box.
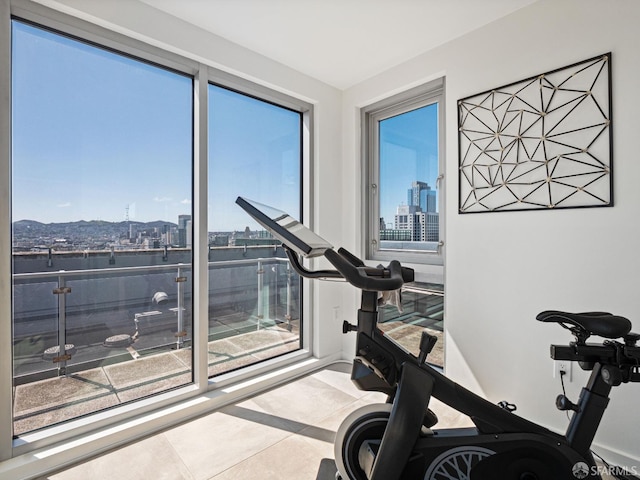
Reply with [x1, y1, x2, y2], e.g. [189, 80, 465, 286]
[11, 19, 195, 436]
[8, 10, 310, 444]
[207, 84, 302, 377]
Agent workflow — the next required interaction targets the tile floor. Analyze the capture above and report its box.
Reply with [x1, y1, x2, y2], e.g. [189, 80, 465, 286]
[37, 362, 470, 480]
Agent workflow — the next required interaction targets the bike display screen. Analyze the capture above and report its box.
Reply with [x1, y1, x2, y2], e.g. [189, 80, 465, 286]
[235, 197, 333, 258]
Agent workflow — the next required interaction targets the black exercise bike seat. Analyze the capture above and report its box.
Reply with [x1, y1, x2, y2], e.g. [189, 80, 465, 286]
[536, 310, 632, 339]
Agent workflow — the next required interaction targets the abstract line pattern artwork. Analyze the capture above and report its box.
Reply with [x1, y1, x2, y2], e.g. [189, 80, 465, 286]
[458, 53, 612, 213]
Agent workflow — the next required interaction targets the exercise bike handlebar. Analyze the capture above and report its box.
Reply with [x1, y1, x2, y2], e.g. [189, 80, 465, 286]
[324, 248, 410, 292]
[283, 244, 414, 292]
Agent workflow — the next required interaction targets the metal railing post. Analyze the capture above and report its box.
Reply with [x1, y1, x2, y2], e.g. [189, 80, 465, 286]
[256, 260, 264, 329]
[175, 264, 187, 349]
[285, 262, 292, 331]
[53, 273, 72, 376]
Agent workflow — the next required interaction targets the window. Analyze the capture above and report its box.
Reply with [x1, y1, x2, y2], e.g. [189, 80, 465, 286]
[8, 12, 310, 442]
[378, 284, 444, 368]
[364, 79, 444, 265]
[207, 84, 303, 377]
[11, 19, 194, 436]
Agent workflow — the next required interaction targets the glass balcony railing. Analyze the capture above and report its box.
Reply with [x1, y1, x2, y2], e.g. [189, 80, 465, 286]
[378, 283, 444, 367]
[11, 255, 301, 436]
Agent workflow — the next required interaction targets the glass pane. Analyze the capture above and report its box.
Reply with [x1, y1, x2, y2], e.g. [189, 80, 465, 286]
[11, 21, 193, 436]
[379, 103, 440, 251]
[208, 84, 302, 377]
[378, 283, 444, 367]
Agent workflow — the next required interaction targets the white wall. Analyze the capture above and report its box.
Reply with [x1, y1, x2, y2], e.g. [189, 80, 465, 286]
[343, 0, 640, 466]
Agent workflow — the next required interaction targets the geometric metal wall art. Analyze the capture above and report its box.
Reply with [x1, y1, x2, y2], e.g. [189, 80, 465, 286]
[458, 53, 612, 213]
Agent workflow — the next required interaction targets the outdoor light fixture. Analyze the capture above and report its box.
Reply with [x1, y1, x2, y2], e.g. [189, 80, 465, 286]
[152, 291, 168, 305]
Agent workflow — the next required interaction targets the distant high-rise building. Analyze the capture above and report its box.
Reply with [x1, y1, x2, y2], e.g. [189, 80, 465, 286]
[418, 211, 440, 242]
[165, 227, 174, 246]
[177, 214, 191, 248]
[407, 181, 436, 213]
[394, 204, 420, 231]
[186, 219, 192, 248]
[178, 215, 190, 230]
[393, 181, 439, 242]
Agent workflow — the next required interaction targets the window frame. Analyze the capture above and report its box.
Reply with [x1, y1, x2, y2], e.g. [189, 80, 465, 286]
[205, 78, 310, 381]
[3, 0, 314, 461]
[204, 68, 314, 390]
[362, 79, 445, 266]
[8, 12, 203, 449]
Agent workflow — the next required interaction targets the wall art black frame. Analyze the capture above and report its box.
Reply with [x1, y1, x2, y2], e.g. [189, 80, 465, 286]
[458, 53, 612, 214]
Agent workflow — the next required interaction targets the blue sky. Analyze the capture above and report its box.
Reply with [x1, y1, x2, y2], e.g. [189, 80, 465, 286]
[12, 20, 434, 234]
[208, 86, 300, 232]
[11, 20, 300, 232]
[12, 21, 193, 226]
[379, 104, 439, 226]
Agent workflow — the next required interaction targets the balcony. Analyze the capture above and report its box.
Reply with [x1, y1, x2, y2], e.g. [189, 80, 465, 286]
[378, 283, 444, 365]
[11, 247, 443, 437]
[12, 249, 301, 436]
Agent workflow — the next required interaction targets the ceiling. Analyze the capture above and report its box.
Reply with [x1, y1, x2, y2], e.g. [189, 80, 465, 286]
[140, 0, 538, 90]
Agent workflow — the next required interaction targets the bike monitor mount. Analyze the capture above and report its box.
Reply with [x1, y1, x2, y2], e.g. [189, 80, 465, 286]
[235, 196, 333, 258]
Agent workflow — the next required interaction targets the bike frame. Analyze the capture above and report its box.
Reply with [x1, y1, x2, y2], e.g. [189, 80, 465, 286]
[235, 197, 639, 480]
[563, 364, 612, 457]
[350, 290, 608, 480]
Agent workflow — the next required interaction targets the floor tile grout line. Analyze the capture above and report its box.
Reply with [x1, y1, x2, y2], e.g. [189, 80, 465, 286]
[159, 430, 199, 480]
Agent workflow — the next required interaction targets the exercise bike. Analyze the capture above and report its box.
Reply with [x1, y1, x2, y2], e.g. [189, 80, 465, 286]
[235, 197, 640, 480]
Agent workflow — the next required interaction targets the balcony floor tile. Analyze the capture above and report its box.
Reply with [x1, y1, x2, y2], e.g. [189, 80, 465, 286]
[14, 368, 113, 417]
[103, 351, 189, 390]
[14, 394, 120, 437]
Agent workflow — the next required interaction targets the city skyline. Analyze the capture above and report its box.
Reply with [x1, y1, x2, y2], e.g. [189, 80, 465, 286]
[11, 21, 193, 226]
[11, 215, 278, 254]
[11, 20, 436, 236]
[11, 20, 300, 233]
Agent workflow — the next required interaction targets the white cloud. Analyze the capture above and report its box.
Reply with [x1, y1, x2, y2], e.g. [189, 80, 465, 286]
[57, 202, 71, 208]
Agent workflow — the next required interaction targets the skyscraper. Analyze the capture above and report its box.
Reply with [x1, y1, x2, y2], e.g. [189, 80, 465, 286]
[407, 181, 436, 213]
[177, 214, 191, 248]
[393, 181, 439, 242]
